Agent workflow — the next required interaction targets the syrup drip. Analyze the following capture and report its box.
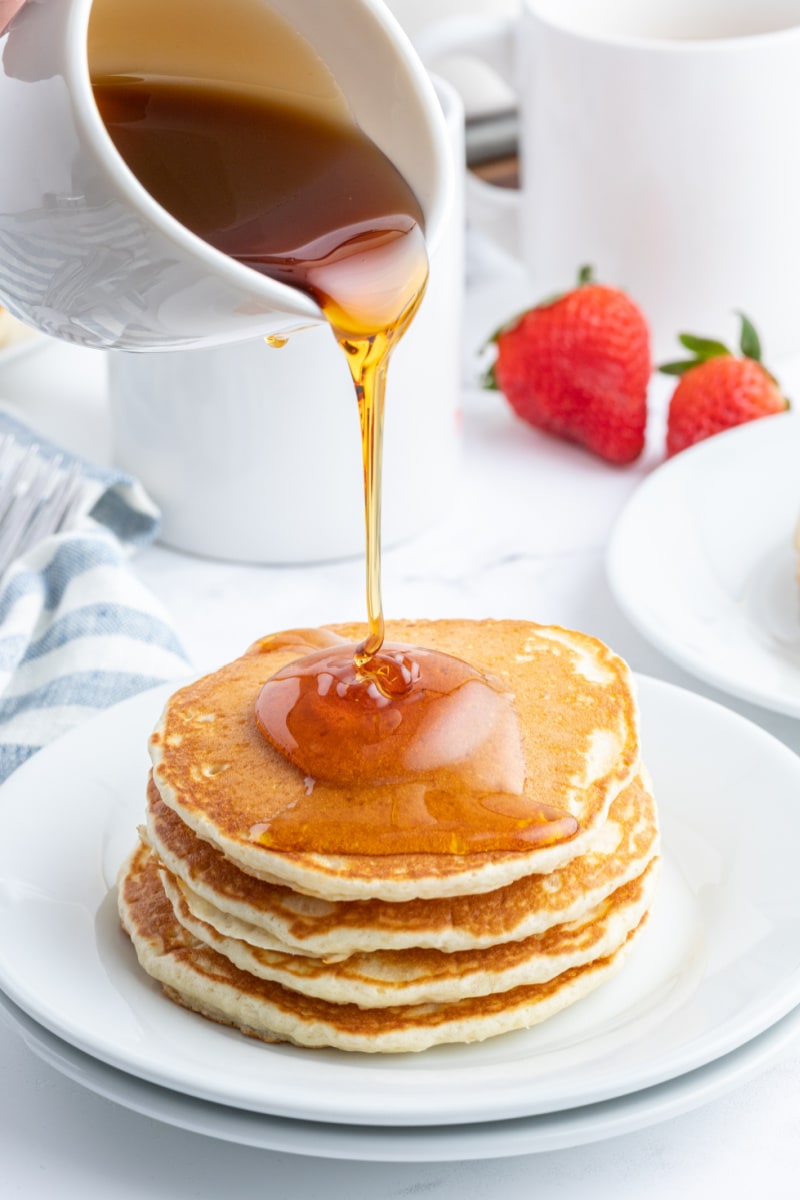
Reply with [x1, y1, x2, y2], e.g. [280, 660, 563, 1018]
[254, 640, 580, 855]
[250, 214, 428, 671]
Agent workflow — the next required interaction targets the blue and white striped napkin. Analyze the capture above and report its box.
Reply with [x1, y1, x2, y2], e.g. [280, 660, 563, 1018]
[0, 410, 191, 781]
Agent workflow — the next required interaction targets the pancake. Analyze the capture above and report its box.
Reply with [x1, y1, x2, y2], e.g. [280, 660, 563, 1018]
[159, 854, 659, 1008]
[119, 844, 651, 1053]
[145, 772, 659, 956]
[149, 619, 641, 901]
[121, 619, 658, 1052]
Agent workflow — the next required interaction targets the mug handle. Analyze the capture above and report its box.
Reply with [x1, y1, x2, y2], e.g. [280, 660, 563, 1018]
[415, 15, 522, 261]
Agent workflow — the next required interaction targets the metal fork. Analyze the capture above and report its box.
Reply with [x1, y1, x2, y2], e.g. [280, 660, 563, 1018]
[0, 435, 83, 576]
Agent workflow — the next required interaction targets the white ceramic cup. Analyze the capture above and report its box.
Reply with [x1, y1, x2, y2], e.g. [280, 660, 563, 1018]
[0, 0, 451, 350]
[418, 0, 800, 357]
[108, 78, 465, 564]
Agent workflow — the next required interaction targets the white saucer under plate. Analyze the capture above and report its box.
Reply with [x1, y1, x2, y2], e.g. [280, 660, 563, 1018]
[0, 676, 799, 1127]
[2, 985, 799, 1163]
[607, 411, 800, 717]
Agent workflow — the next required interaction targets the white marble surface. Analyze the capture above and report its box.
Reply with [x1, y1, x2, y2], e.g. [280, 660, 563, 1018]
[1, 242, 800, 1196]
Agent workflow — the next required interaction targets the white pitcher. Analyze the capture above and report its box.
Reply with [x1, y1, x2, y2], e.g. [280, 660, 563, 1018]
[0, 0, 451, 350]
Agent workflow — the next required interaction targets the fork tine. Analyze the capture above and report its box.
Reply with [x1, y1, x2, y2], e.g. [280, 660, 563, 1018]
[0, 460, 51, 572]
[22, 459, 82, 549]
[0, 440, 83, 576]
[0, 437, 38, 527]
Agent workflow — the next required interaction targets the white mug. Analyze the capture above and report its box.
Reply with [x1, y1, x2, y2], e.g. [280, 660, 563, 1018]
[419, 0, 800, 358]
[108, 78, 465, 564]
[0, 0, 451, 350]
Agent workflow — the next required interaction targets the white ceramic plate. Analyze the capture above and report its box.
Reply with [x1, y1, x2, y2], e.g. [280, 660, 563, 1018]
[607, 412, 800, 717]
[2, 985, 798, 1162]
[0, 677, 799, 1127]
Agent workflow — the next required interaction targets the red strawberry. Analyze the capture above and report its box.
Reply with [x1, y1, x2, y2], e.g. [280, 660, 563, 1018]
[661, 315, 789, 457]
[486, 266, 651, 464]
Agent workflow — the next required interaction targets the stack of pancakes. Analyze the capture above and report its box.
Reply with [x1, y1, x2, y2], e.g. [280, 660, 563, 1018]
[119, 619, 660, 1053]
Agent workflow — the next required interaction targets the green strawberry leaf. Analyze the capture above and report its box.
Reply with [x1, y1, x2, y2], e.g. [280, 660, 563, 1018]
[736, 311, 762, 362]
[577, 265, 595, 286]
[483, 361, 499, 390]
[659, 329, 734, 375]
[678, 334, 730, 357]
[661, 314, 773, 381]
[658, 359, 701, 376]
